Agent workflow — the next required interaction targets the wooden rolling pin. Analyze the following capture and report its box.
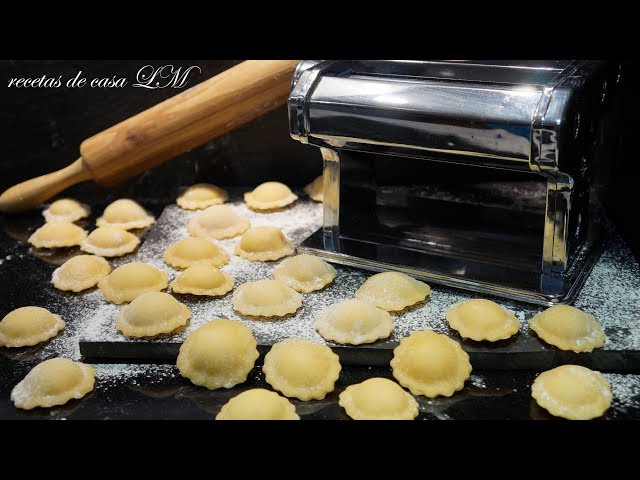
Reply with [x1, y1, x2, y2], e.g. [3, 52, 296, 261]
[0, 60, 300, 214]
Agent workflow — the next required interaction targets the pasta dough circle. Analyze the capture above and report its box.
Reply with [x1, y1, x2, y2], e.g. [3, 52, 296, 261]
[446, 299, 520, 342]
[177, 183, 228, 210]
[52, 254, 112, 292]
[391, 330, 472, 398]
[235, 226, 294, 261]
[263, 338, 341, 400]
[232, 279, 302, 317]
[315, 299, 393, 345]
[11, 358, 95, 410]
[355, 272, 431, 311]
[339, 377, 419, 420]
[0, 306, 65, 348]
[43, 198, 90, 223]
[98, 262, 168, 304]
[304, 175, 324, 202]
[529, 305, 605, 352]
[216, 388, 300, 420]
[164, 237, 229, 269]
[531, 364, 612, 420]
[171, 265, 234, 296]
[80, 227, 140, 257]
[244, 181, 298, 210]
[96, 199, 155, 230]
[188, 205, 250, 240]
[28, 221, 87, 248]
[273, 254, 336, 293]
[177, 319, 259, 390]
[116, 292, 191, 338]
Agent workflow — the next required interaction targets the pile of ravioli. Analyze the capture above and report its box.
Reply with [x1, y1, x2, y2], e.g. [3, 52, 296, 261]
[1, 177, 614, 421]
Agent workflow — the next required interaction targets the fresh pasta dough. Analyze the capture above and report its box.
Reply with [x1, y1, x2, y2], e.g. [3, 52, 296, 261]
[315, 299, 393, 345]
[339, 377, 419, 420]
[170, 265, 234, 297]
[51, 254, 112, 292]
[244, 181, 298, 210]
[232, 279, 302, 317]
[164, 237, 229, 269]
[235, 226, 294, 261]
[216, 388, 300, 420]
[531, 364, 612, 420]
[28, 221, 87, 249]
[43, 198, 90, 223]
[177, 183, 228, 210]
[11, 358, 95, 410]
[263, 338, 341, 401]
[273, 254, 336, 292]
[98, 262, 168, 304]
[391, 330, 472, 398]
[96, 199, 155, 230]
[187, 205, 250, 240]
[0, 306, 65, 347]
[529, 305, 605, 352]
[446, 299, 520, 342]
[80, 226, 140, 257]
[304, 175, 324, 202]
[355, 272, 431, 311]
[177, 319, 259, 390]
[116, 291, 191, 338]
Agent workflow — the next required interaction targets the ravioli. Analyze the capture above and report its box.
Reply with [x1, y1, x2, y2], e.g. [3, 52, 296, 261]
[531, 364, 612, 420]
[51, 254, 111, 292]
[391, 330, 472, 398]
[43, 198, 90, 223]
[96, 198, 155, 230]
[273, 254, 336, 292]
[177, 319, 259, 390]
[187, 205, 250, 240]
[315, 299, 393, 345]
[355, 272, 431, 311]
[235, 226, 294, 261]
[216, 388, 300, 420]
[0, 306, 65, 348]
[232, 279, 302, 317]
[244, 181, 298, 211]
[529, 305, 605, 352]
[164, 237, 229, 269]
[339, 377, 419, 420]
[28, 221, 87, 248]
[170, 265, 234, 296]
[97, 262, 168, 304]
[304, 175, 324, 202]
[115, 292, 191, 338]
[446, 299, 520, 342]
[263, 338, 341, 401]
[80, 226, 140, 257]
[177, 183, 228, 210]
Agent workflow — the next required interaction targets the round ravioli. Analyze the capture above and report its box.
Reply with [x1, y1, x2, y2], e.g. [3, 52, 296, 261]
[273, 254, 336, 293]
[97, 262, 168, 304]
[51, 255, 112, 292]
[355, 272, 431, 311]
[244, 181, 298, 211]
[170, 265, 234, 296]
[28, 221, 87, 249]
[529, 305, 605, 352]
[177, 183, 228, 210]
[446, 299, 520, 342]
[0, 306, 65, 348]
[263, 338, 341, 401]
[188, 205, 250, 240]
[164, 237, 229, 269]
[235, 226, 294, 262]
[232, 279, 302, 317]
[80, 226, 140, 257]
[391, 330, 472, 398]
[531, 364, 612, 420]
[315, 299, 393, 345]
[177, 319, 259, 390]
[96, 198, 155, 230]
[11, 358, 95, 410]
[339, 377, 419, 420]
[43, 198, 90, 223]
[116, 292, 191, 338]
[304, 175, 324, 202]
[216, 388, 300, 420]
